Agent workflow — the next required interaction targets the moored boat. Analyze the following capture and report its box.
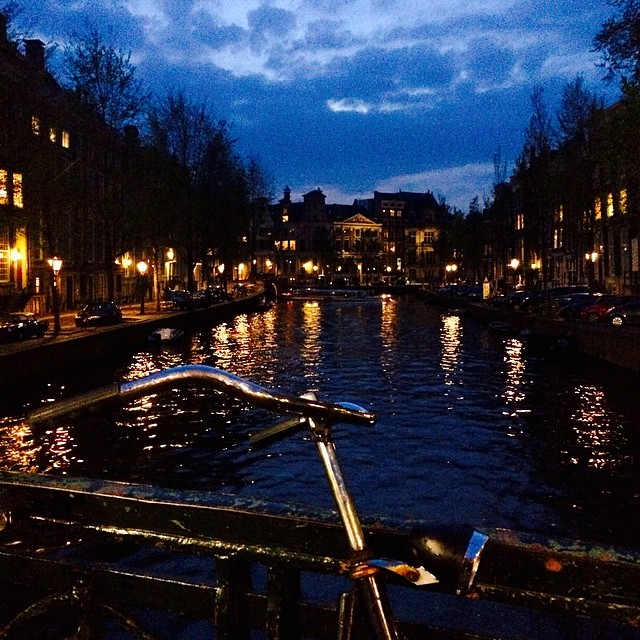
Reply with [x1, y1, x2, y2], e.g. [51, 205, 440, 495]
[147, 327, 185, 344]
[280, 287, 380, 302]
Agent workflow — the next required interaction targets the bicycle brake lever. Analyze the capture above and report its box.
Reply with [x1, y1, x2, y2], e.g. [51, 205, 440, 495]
[249, 415, 307, 448]
[364, 558, 438, 586]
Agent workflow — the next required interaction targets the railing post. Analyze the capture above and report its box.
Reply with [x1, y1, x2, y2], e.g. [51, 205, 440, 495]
[266, 564, 302, 640]
[214, 555, 252, 640]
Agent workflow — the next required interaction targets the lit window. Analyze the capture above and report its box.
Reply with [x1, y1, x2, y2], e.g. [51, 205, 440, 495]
[49, 127, 57, 143]
[620, 189, 627, 214]
[0, 229, 8, 282]
[607, 193, 614, 217]
[0, 170, 7, 205]
[31, 115, 40, 135]
[61, 130, 70, 149]
[594, 197, 601, 220]
[12, 174, 23, 208]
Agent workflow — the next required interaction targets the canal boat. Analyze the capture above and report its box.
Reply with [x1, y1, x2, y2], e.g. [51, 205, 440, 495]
[147, 327, 185, 344]
[280, 287, 380, 302]
[1, 364, 638, 640]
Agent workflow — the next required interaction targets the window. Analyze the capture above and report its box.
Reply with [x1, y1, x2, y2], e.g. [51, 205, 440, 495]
[12, 173, 23, 208]
[0, 229, 8, 282]
[61, 130, 70, 149]
[607, 193, 614, 217]
[0, 171, 22, 207]
[0, 170, 7, 205]
[31, 115, 41, 135]
[595, 197, 601, 220]
[49, 127, 57, 143]
[620, 189, 627, 214]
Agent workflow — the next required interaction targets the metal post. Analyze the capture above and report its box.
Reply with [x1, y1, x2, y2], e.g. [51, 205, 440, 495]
[311, 418, 398, 640]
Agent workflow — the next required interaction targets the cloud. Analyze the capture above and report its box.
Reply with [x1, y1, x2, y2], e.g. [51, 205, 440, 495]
[375, 163, 495, 211]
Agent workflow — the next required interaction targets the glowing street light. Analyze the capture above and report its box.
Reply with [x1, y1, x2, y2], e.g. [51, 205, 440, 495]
[47, 256, 63, 335]
[445, 262, 457, 284]
[137, 260, 148, 315]
[585, 251, 599, 292]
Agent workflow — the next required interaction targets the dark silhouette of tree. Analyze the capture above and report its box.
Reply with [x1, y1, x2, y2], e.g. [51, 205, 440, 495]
[594, 0, 640, 84]
[515, 85, 556, 287]
[63, 27, 150, 301]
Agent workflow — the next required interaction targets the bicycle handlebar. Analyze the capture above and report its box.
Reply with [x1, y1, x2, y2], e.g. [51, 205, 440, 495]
[29, 364, 377, 428]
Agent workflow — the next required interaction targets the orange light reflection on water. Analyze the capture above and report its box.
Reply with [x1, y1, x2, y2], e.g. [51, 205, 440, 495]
[570, 384, 630, 469]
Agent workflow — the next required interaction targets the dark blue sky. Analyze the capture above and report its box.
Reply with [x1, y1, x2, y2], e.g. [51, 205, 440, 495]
[18, 0, 620, 210]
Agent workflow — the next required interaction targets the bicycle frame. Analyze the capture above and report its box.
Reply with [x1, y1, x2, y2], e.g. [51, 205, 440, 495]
[29, 364, 403, 639]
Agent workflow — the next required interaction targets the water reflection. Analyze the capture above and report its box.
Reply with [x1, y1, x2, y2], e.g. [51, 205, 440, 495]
[0, 296, 639, 545]
[439, 312, 462, 385]
[502, 337, 528, 416]
[570, 384, 631, 469]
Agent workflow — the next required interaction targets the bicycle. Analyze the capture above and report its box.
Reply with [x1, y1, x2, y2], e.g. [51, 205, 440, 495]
[28, 364, 488, 640]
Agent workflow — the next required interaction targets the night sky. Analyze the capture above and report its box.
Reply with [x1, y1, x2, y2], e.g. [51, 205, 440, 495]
[16, 0, 620, 210]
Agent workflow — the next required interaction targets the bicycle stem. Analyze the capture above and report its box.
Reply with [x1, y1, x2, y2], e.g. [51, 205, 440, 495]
[309, 415, 399, 640]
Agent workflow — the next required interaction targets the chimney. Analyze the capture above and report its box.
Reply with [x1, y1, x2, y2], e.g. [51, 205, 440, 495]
[24, 39, 45, 69]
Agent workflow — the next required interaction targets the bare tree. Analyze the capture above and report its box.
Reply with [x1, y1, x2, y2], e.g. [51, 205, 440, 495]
[594, 0, 640, 84]
[63, 27, 150, 301]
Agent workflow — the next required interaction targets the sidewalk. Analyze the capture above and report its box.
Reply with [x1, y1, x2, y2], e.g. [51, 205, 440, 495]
[39, 302, 169, 335]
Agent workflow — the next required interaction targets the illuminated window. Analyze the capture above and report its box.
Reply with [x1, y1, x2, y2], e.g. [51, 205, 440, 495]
[0, 229, 8, 282]
[0, 170, 7, 205]
[555, 205, 563, 222]
[554, 228, 562, 249]
[12, 174, 23, 208]
[31, 115, 40, 135]
[620, 189, 627, 214]
[61, 130, 70, 149]
[49, 127, 57, 143]
[515, 212, 524, 230]
[594, 197, 601, 220]
[607, 193, 614, 217]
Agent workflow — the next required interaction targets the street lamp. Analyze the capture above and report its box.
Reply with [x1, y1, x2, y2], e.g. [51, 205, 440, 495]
[137, 260, 148, 315]
[509, 258, 520, 290]
[585, 251, 599, 292]
[445, 263, 457, 284]
[47, 256, 63, 335]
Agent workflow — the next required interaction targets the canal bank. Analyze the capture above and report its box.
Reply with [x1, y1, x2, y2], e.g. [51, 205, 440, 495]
[415, 289, 640, 374]
[0, 291, 264, 387]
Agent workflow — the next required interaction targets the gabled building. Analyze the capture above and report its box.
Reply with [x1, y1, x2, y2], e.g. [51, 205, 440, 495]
[368, 190, 444, 284]
[328, 204, 381, 284]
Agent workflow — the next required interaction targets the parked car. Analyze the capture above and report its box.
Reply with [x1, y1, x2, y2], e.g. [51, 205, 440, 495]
[579, 295, 636, 323]
[190, 287, 229, 308]
[165, 290, 192, 310]
[75, 302, 123, 328]
[606, 299, 640, 326]
[491, 289, 534, 310]
[0, 313, 49, 341]
[556, 294, 606, 320]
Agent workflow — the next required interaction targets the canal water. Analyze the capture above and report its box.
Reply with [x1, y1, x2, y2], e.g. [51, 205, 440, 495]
[1, 294, 639, 548]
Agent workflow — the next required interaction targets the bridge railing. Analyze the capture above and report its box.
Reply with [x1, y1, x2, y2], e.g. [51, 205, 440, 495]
[1, 470, 639, 640]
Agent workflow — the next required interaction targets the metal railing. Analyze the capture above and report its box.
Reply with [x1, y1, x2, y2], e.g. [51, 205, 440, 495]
[0, 365, 638, 639]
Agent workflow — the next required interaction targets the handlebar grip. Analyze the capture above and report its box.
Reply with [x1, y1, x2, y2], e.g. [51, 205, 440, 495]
[29, 384, 121, 425]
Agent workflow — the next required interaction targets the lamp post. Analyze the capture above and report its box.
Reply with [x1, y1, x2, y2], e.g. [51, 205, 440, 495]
[137, 260, 148, 315]
[585, 251, 599, 293]
[47, 256, 63, 335]
[445, 263, 457, 285]
[509, 258, 520, 290]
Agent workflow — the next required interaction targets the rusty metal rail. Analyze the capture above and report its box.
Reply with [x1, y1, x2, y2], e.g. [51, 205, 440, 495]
[0, 471, 639, 639]
[3, 365, 640, 639]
